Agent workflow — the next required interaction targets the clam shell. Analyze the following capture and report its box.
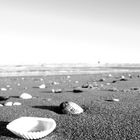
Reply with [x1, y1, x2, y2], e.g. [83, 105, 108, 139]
[60, 101, 84, 114]
[6, 117, 56, 140]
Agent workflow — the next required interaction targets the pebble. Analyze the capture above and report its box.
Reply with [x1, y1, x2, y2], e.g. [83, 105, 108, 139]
[60, 101, 84, 114]
[73, 87, 83, 93]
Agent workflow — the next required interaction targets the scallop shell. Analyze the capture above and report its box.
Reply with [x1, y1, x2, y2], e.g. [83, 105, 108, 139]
[60, 101, 84, 114]
[6, 117, 56, 140]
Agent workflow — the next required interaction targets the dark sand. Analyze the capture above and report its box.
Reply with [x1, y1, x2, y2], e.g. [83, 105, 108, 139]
[0, 72, 140, 139]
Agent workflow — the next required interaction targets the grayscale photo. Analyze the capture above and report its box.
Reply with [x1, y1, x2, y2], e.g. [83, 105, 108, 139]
[0, 0, 140, 139]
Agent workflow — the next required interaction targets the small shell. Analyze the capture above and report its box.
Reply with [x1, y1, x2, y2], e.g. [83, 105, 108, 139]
[20, 93, 32, 99]
[52, 89, 62, 93]
[4, 101, 13, 106]
[13, 102, 22, 106]
[39, 84, 46, 89]
[60, 101, 84, 114]
[1, 88, 7, 91]
[6, 117, 56, 140]
[113, 98, 119, 102]
[0, 104, 3, 107]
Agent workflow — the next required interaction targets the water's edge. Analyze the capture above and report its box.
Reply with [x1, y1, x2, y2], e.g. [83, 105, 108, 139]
[0, 65, 140, 76]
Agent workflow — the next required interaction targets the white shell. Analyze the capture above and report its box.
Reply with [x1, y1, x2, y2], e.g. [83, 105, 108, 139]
[20, 93, 32, 99]
[13, 102, 22, 106]
[6, 117, 56, 140]
[39, 84, 46, 89]
[113, 98, 119, 102]
[1, 88, 7, 91]
[4, 101, 13, 106]
[60, 101, 83, 114]
[0, 104, 3, 107]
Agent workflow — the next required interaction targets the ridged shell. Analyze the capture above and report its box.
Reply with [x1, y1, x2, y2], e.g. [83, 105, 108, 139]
[6, 117, 56, 140]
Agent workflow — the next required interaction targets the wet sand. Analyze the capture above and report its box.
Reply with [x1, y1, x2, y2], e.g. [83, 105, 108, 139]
[0, 72, 140, 139]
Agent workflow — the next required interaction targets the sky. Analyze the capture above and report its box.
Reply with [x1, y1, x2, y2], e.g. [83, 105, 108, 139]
[0, 0, 140, 65]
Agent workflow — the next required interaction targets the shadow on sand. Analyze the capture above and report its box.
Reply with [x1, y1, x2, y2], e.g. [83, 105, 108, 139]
[32, 105, 63, 114]
[0, 121, 21, 139]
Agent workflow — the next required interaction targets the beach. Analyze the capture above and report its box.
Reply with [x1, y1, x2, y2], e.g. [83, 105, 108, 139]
[0, 72, 140, 139]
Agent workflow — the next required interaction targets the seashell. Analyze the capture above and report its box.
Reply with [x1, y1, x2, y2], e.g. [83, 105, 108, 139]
[1, 88, 7, 91]
[17, 83, 21, 86]
[60, 101, 84, 114]
[6, 117, 56, 140]
[75, 81, 79, 83]
[67, 75, 71, 79]
[51, 89, 62, 93]
[4, 101, 13, 106]
[20, 93, 32, 99]
[113, 98, 119, 102]
[39, 84, 46, 89]
[0, 104, 3, 107]
[13, 102, 22, 106]
[6, 85, 10, 88]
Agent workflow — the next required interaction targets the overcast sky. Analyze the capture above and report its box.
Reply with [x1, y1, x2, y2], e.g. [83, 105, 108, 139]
[0, 0, 140, 65]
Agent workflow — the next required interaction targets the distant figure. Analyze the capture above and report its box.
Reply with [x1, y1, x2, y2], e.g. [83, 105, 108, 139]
[98, 61, 100, 65]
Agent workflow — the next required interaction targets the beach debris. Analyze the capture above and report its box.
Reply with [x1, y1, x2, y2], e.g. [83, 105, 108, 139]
[67, 75, 71, 79]
[128, 74, 132, 78]
[1, 88, 7, 91]
[0, 104, 3, 107]
[52, 81, 59, 85]
[105, 98, 119, 102]
[107, 87, 118, 92]
[40, 78, 44, 81]
[4, 101, 13, 106]
[60, 101, 84, 114]
[120, 76, 128, 81]
[108, 74, 112, 77]
[21, 77, 25, 80]
[6, 117, 56, 140]
[17, 83, 21, 86]
[13, 102, 22, 106]
[113, 98, 119, 102]
[52, 89, 62, 93]
[98, 78, 105, 82]
[130, 87, 139, 91]
[82, 83, 93, 88]
[20, 93, 32, 99]
[39, 84, 46, 89]
[112, 80, 117, 83]
[73, 87, 83, 93]
[106, 83, 111, 85]
[6, 85, 10, 88]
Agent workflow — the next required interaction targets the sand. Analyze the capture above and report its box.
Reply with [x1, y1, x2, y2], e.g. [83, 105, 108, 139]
[0, 72, 140, 139]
